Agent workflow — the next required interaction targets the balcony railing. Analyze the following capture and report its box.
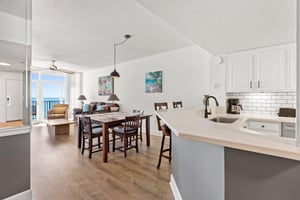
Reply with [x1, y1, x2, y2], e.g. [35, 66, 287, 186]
[32, 100, 65, 119]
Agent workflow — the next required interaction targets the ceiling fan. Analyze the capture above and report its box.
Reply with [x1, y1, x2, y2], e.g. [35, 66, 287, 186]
[31, 60, 76, 74]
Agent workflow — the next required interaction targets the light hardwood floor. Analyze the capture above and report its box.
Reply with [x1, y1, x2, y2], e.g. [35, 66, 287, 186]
[0, 120, 23, 128]
[31, 123, 174, 200]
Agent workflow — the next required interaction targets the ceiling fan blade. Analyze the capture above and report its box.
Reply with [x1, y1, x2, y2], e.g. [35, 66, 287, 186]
[56, 68, 76, 74]
[30, 65, 48, 71]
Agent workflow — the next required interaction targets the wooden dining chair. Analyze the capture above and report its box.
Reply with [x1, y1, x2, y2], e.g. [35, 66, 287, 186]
[133, 109, 144, 141]
[154, 102, 171, 168]
[173, 101, 183, 109]
[112, 115, 140, 157]
[81, 116, 103, 159]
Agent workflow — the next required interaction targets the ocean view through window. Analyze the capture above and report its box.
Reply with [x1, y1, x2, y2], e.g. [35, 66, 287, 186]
[32, 73, 66, 120]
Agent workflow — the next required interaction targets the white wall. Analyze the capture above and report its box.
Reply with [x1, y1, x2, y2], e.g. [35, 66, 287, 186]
[209, 57, 227, 106]
[83, 45, 212, 133]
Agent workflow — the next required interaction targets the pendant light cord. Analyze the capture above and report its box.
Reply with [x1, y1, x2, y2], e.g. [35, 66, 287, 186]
[114, 42, 117, 71]
[114, 35, 131, 70]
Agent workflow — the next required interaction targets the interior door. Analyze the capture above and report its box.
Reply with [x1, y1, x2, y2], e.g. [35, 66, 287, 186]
[6, 79, 23, 121]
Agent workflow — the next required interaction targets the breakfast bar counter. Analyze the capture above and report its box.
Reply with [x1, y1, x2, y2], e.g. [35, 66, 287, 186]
[156, 109, 300, 200]
[156, 109, 299, 161]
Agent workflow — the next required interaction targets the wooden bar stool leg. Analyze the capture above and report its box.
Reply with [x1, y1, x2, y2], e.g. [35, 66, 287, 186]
[169, 134, 172, 162]
[88, 137, 92, 159]
[112, 133, 116, 152]
[140, 121, 143, 141]
[157, 134, 166, 169]
[81, 137, 85, 155]
[136, 135, 139, 153]
[124, 136, 128, 158]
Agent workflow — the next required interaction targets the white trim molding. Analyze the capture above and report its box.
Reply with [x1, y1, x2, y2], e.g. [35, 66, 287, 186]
[169, 174, 183, 200]
[0, 126, 31, 138]
[3, 190, 32, 200]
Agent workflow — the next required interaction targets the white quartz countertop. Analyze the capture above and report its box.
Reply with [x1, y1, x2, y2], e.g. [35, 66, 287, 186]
[155, 109, 300, 161]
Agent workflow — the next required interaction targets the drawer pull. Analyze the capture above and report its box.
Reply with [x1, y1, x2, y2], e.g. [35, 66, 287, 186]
[261, 125, 265, 128]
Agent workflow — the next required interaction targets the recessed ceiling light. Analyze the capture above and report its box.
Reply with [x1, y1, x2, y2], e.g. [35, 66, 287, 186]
[0, 62, 11, 66]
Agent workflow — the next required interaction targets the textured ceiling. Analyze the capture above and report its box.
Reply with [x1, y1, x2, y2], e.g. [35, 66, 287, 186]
[136, 0, 296, 55]
[32, 0, 194, 72]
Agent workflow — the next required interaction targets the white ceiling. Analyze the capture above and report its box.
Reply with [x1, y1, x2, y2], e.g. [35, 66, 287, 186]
[2, 0, 296, 72]
[0, 0, 30, 72]
[0, 40, 29, 72]
[32, 0, 194, 71]
[136, 0, 296, 55]
[0, 0, 30, 19]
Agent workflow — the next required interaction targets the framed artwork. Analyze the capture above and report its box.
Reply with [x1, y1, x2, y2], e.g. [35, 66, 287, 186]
[98, 76, 113, 95]
[145, 71, 163, 93]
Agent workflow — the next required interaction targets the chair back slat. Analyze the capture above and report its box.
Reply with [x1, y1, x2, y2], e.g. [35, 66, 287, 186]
[154, 102, 168, 131]
[173, 101, 183, 109]
[81, 117, 92, 136]
[124, 115, 140, 132]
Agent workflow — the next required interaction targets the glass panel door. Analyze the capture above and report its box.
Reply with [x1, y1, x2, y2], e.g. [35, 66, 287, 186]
[42, 82, 65, 119]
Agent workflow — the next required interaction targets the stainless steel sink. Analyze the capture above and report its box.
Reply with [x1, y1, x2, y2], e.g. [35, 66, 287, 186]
[209, 117, 238, 124]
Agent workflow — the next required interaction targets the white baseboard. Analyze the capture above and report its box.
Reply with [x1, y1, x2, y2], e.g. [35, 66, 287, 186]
[4, 190, 32, 200]
[169, 174, 183, 200]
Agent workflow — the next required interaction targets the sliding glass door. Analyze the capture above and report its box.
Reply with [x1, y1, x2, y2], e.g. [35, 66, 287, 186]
[32, 72, 66, 122]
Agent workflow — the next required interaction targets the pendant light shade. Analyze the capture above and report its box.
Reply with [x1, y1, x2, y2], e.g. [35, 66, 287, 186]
[110, 69, 120, 78]
[110, 34, 131, 78]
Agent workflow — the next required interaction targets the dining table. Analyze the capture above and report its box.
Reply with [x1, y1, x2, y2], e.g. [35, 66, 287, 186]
[77, 112, 152, 162]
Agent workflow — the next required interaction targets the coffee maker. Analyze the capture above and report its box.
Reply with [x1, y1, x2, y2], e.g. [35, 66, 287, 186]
[227, 98, 243, 114]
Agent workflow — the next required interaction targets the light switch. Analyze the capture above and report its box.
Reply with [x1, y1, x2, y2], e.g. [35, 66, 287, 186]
[214, 83, 220, 89]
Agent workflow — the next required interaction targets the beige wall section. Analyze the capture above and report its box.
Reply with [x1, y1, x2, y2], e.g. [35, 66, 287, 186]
[82, 45, 212, 133]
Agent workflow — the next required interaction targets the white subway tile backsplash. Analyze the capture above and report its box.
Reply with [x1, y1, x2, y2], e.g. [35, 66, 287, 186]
[281, 104, 293, 108]
[271, 96, 281, 100]
[265, 99, 276, 104]
[226, 92, 295, 116]
[287, 100, 296, 104]
[271, 104, 281, 108]
[277, 92, 288, 96]
[281, 96, 293, 100]
[276, 99, 287, 104]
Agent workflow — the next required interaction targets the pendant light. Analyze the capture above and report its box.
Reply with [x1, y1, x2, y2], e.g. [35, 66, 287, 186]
[110, 34, 132, 78]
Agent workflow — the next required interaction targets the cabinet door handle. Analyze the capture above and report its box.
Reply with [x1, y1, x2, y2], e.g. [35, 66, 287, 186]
[258, 81, 260, 88]
[250, 81, 252, 88]
[261, 125, 265, 128]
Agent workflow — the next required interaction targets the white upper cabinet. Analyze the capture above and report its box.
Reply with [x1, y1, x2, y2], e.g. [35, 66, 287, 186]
[225, 43, 296, 92]
[226, 53, 254, 92]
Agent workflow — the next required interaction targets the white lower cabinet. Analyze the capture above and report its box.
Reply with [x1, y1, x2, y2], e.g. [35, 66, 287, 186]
[247, 120, 281, 136]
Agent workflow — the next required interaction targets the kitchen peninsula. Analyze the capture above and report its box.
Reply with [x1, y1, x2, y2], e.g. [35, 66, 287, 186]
[156, 109, 300, 200]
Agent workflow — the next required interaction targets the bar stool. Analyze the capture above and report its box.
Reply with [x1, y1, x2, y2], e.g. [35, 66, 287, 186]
[154, 102, 171, 169]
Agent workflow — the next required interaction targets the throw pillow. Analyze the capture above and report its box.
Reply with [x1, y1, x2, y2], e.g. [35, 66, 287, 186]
[96, 105, 104, 111]
[82, 104, 90, 112]
[90, 103, 96, 112]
